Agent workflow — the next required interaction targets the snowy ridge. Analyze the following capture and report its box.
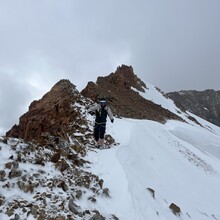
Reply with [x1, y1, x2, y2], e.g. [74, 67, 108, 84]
[1, 79, 220, 219]
[84, 83, 220, 220]
[86, 117, 220, 220]
[132, 83, 200, 125]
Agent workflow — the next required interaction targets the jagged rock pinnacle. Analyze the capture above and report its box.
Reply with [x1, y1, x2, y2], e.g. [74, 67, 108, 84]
[6, 79, 88, 142]
[81, 65, 182, 122]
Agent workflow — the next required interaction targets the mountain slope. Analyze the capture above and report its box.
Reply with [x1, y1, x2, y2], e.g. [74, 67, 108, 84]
[81, 65, 182, 123]
[167, 90, 220, 127]
[6, 79, 92, 142]
[1, 80, 117, 220]
[85, 85, 220, 220]
[1, 66, 220, 219]
[86, 117, 220, 220]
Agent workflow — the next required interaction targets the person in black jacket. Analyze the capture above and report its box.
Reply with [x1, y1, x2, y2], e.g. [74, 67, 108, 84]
[88, 98, 114, 148]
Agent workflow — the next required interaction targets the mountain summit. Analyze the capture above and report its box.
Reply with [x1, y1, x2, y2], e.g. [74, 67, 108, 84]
[6, 79, 92, 143]
[82, 65, 181, 122]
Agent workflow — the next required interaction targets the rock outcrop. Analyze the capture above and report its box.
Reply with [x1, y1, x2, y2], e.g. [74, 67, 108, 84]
[6, 80, 91, 143]
[81, 65, 182, 123]
[167, 90, 220, 126]
[3, 79, 118, 219]
[7, 66, 184, 143]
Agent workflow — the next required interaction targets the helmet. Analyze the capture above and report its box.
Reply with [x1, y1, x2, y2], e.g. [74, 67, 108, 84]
[99, 98, 107, 106]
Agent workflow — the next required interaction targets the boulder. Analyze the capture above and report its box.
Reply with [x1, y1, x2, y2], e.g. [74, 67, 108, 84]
[169, 203, 181, 215]
[0, 170, 6, 181]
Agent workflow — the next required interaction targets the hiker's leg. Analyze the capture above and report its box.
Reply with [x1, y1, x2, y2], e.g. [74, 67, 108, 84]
[98, 125, 106, 146]
[94, 125, 99, 142]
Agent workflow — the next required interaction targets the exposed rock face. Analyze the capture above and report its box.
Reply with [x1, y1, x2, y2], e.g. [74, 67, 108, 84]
[6, 80, 90, 142]
[6, 67, 183, 142]
[81, 65, 181, 123]
[167, 90, 220, 126]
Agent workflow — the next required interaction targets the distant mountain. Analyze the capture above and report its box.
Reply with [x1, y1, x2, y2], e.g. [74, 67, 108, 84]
[167, 90, 220, 127]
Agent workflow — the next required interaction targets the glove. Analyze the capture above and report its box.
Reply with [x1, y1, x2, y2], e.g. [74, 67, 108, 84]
[111, 119, 114, 123]
[88, 111, 95, 116]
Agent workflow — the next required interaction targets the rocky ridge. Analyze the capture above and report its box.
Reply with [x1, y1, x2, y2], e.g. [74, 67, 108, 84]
[81, 65, 182, 123]
[6, 80, 90, 143]
[2, 80, 116, 219]
[2, 65, 186, 219]
[167, 90, 220, 127]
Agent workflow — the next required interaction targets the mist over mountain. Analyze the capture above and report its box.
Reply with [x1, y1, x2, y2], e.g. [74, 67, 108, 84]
[1, 65, 220, 220]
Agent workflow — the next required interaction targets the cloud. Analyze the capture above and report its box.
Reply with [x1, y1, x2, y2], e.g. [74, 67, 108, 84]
[0, 73, 35, 134]
[0, 0, 220, 133]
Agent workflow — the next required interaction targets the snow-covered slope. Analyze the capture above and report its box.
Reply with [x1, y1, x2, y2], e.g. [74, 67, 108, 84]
[84, 83, 220, 220]
[1, 81, 220, 220]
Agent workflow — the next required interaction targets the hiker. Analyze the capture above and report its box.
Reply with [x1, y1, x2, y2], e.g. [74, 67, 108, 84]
[88, 98, 114, 148]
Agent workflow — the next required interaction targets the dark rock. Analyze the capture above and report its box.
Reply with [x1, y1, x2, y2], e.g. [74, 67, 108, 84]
[169, 203, 181, 215]
[5, 162, 13, 169]
[111, 214, 119, 220]
[102, 188, 110, 197]
[88, 196, 96, 203]
[0, 170, 6, 181]
[147, 188, 155, 198]
[51, 152, 61, 163]
[17, 180, 25, 190]
[75, 190, 83, 199]
[167, 90, 220, 127]
[68, 198, 79, 214]
[6, 207, 14, 217]
[76, 175, 91, 188]
[89, 213, 105, 220]
[55, 159, 70, 172]
[31, 205, 39, 216]
[98, 179, 104, 189]
[55, 216, 65, 220]
[9, 169, 22, 179]
[84, 210, 91, 215]
[11, 213, 20, 220]
[59, 181, 68, 192]
[12, 161, 19, 169]
[17, 179, 36, 193]
[0, 195, 5, 206]
[1, 137, 8, 144]
[34, 158, 45, 166]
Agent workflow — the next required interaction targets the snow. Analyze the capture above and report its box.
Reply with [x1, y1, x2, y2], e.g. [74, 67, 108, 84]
[132, 84, 180, 116]
[85, 117, 220, 219]
[1, 82, 220, 219]
[132, 84, 199, 125]
[83, 83, 220, 219]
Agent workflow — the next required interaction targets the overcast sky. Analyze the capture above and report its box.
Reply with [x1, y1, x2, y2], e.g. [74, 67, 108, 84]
[1, 0, 220, 134]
